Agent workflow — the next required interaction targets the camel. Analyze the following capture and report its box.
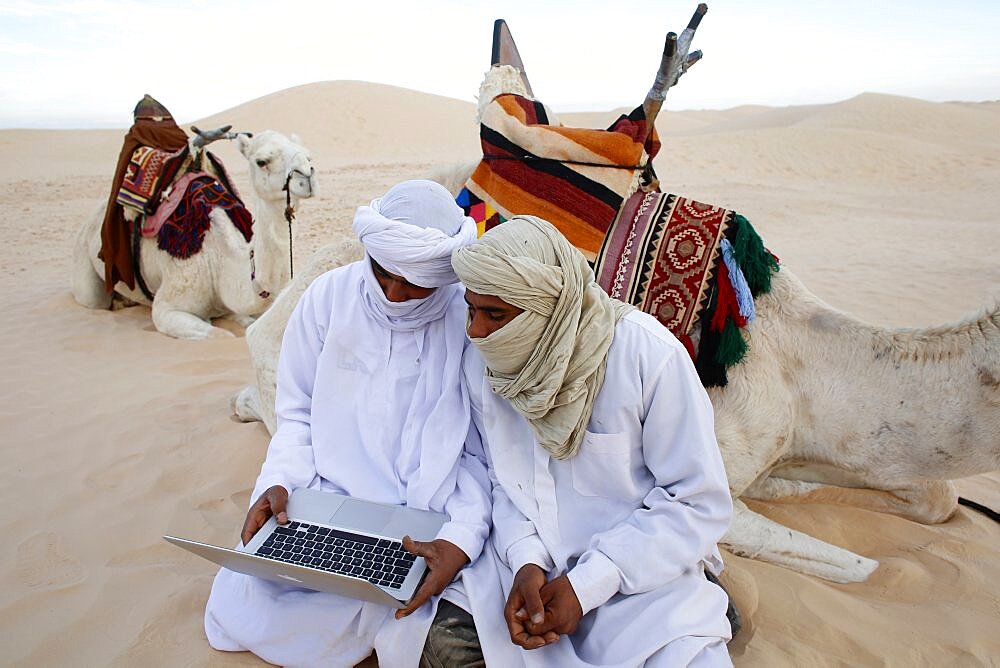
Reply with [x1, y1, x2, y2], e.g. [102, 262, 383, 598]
[71, 130, 317, 339]
[710, 270, 1000, 582]
[231, 7, 1000, 584]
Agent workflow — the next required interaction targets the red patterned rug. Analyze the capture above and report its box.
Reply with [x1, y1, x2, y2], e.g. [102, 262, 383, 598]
[116, 145, 186, 213]
[156, 175, 252, 259]
[594, 190, 732, 340]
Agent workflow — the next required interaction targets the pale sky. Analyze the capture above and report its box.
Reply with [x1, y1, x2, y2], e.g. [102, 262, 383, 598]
[1, 0, 998, 128]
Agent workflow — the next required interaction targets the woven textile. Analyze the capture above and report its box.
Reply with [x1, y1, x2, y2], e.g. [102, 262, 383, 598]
[140, 172, 204, 238]
[594, 190, 732, 340]
[459, 94, 659, 260]
[116, 145, 186, 213]
[157, 176, 252, 259]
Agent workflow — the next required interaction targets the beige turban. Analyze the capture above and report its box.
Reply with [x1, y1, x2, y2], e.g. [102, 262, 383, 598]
[452, 215, 633, 460]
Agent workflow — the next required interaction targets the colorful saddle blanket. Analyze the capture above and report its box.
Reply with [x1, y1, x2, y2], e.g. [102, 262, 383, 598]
[157, 175, 253, 259]
[458, 92, 779, 386]
[458, 94, 659, 261]
[592, 190, 778, 384]
[595, 191, 731, 344]
[116, 145, 187, 213]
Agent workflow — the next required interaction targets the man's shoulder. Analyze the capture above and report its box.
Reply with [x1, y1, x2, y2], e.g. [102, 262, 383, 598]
[613, 310, 685, 357]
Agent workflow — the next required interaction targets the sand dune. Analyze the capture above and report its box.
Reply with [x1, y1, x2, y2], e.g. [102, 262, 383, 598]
[0, 81, 997, 666]
[197, 81, 479, 167]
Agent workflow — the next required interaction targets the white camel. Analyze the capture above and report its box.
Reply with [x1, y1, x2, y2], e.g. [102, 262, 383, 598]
[710, 270, 1000, 582]
[72, 130, 317, 339]
[231, 10, 999, 584]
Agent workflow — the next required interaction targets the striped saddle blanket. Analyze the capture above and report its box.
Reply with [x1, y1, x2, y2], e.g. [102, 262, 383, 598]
[116, 145, 187, 213]
[458, 93, 659, 262]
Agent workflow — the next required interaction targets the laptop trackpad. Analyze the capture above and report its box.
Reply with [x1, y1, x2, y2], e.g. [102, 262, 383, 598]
[330, 498, 394, 533]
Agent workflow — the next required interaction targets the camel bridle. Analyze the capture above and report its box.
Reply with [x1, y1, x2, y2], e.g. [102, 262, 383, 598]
[251, 163, 314, 300]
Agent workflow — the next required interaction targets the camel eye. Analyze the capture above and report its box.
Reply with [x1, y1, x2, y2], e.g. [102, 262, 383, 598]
[256, 159, 268, 168]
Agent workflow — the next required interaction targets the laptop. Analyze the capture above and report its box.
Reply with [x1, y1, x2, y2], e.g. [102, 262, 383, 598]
[164, 487, 448, 608]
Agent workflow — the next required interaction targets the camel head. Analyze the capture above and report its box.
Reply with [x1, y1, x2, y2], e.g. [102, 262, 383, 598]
[236, 131, 317, 205]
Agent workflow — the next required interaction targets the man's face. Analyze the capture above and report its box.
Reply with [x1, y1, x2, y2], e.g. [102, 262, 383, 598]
[464, 289, 524, 339]
[371, 258, 435, 302]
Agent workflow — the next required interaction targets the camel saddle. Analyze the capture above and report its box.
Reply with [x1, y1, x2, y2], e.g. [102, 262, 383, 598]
[116, 145, 188, 214]
[456, 87, 778, 387]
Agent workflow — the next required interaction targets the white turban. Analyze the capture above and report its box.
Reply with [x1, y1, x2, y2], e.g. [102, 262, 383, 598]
[452, 215, 633, 460]
[352, 180, 477, 288]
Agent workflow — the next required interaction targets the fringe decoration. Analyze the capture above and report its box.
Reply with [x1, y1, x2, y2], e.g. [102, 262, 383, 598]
[729, 213, 779, 296]
[720, 238, 755, 323]
[716, 319, 749, 367]
[710, 261, 747, 332]
[707, 258, 750, 367]
[695, 280, 729, 387]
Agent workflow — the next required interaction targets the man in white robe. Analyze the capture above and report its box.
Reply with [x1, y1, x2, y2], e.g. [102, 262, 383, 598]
[204, 180, 494, 667]
[452, 215, 735, 667]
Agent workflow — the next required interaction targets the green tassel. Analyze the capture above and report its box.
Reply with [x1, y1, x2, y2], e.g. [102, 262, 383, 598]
[730, 214, 779, 296]
[715, 318, 748, 367]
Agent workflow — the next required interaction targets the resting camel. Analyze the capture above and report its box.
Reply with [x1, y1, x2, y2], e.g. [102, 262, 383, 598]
[72, 129, 317, 339]
[232, 6, 999, 584]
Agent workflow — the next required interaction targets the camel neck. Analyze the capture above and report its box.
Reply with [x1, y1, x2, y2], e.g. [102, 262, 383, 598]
[248, 196, 293, 297]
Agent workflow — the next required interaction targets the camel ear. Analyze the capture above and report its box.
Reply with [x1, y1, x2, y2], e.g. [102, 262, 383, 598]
[236, 133, 253, 158]
[290, 133, 302, 146]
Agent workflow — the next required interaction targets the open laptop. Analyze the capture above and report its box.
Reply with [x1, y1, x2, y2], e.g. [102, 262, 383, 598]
[164, 487, 447, 608]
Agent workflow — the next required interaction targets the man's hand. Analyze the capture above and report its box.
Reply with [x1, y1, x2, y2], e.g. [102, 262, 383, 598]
[504, 564, 559, 650]
[395, 537, 469, 619]
[528, 575, 583, 638]
[240, 485, 289, 546]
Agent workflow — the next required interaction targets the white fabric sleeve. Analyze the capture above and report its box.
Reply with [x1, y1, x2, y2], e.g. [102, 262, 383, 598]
[436, 440, 492, 563]
[464, 348, 554, 576]
[490, 467, 555, 575]
[567, 343, 733, 615]
[252, 277, 330, 501]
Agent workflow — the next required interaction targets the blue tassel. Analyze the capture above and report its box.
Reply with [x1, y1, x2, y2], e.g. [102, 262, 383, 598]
[720, 239, 755, 323]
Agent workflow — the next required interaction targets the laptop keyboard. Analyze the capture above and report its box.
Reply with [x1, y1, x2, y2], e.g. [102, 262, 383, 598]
[253, 521, 417, 589]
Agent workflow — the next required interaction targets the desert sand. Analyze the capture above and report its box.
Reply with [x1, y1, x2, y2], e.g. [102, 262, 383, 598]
[0, 81, 997, 666]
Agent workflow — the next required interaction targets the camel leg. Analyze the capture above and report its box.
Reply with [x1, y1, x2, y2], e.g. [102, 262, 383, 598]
[71, 218, 112, 310]
[745, 476, 959, 524]
[151, 296, 232, 340]
[723, 498, 879, 584]
[232, 385, 263, 424]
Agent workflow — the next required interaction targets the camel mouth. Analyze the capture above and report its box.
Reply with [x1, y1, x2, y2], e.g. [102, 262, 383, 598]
[286, 167, 318, 199]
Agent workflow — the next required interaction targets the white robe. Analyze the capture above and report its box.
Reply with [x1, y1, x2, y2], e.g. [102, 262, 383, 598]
[466, 310, 735, 667]
[205, 262, 493, 668]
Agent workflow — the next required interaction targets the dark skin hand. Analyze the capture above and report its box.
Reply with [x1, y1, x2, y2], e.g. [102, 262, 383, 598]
[240, 484, 289, 546]
[530, 575, 584, 639]
[505, 564, 564, 649]
[395, 536, 470, 619]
